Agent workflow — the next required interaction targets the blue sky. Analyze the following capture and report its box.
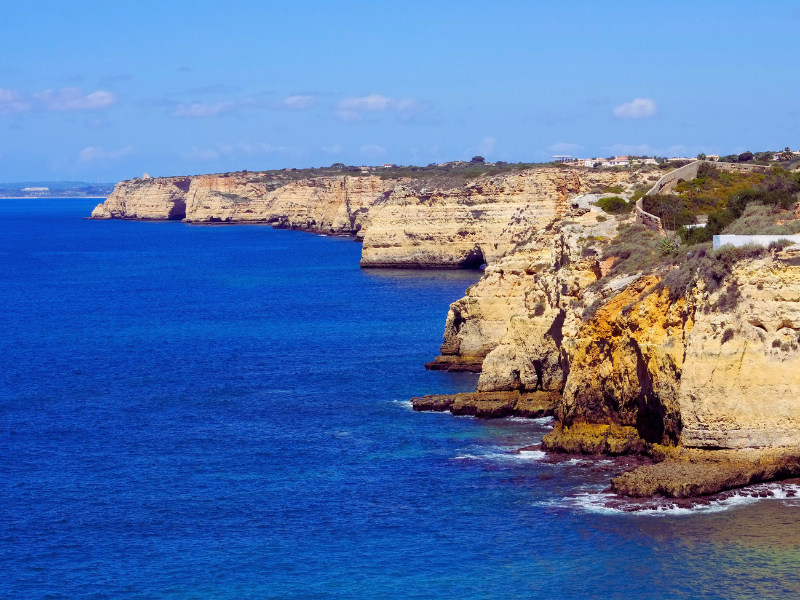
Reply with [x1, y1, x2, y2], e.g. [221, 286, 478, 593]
[1, 0, 799, 182]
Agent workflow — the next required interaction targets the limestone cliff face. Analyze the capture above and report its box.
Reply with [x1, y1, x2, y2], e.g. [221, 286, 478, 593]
[182, 175, 395, 235]
[92, 173, 393, 232]
[359, 169, 632, 268]
[427, 187, 800, 453]
[556, 277, 688, 446]
[91, 177, 191, 220]
[462, 246, 800, 451]
[429, 195, 616, 372]
[679, 257, 800, 449]
[92, 169, 633, 269]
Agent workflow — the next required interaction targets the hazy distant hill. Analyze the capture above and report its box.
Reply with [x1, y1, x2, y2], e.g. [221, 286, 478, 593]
[0, 181, 115, 198]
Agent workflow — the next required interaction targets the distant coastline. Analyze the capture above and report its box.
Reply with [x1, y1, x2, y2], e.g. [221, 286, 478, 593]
[0, 181, 115, 200]
[0, 196, 108, 200]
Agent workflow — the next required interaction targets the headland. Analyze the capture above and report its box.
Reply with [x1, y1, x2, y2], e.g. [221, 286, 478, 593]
[90, 154, 800, 501]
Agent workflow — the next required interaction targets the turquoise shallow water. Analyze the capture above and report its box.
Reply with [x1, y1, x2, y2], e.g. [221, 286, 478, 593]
[1, 198, 800, 600]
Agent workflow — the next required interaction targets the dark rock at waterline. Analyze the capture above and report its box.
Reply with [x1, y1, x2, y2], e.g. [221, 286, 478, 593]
[411, 390, 558, 419]
[424, 355, 484, 372]
[611, 448, 800, 498]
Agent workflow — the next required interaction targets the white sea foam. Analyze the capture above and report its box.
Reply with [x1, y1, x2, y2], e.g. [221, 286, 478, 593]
[503, 416, 555, 427]
[452, 450, 547, 462]
[568, 483, 800, 516]
[389, 399, 414, 411]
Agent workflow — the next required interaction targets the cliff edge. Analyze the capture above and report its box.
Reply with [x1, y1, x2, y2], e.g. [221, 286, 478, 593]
[90, 168, 635, 269]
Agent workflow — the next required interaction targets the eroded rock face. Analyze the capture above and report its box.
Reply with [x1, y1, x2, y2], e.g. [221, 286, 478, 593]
[611, 448, 800, 498]
[679, 258, 800, 449]
[430, 197, 615, 374]
[411, 390, 558, 419]
[182, 175, 395, 234]
[91, 169, 633, 269]
[91, 177, 192, 220]
[556, 277, 688, 447]
[359, 170, 632, 268]
[458, 249, 800, 454]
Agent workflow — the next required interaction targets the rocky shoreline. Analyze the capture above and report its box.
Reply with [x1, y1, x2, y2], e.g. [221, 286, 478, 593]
[88, 168, 634, 269]
[93, 164, 800, 502]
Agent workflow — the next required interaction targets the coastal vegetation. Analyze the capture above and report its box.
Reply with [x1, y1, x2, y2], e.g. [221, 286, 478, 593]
[591, 188, 800, 307]
[636, 164, 800, 243]
[596, 196, 633, 214]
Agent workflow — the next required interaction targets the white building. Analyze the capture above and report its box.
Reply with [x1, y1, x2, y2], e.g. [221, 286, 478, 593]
[552, 155, 572, 163]
[602, 156, 630, 167]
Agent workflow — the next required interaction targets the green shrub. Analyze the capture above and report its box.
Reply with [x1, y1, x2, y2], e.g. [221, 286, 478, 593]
[597, 196, 633, 214]
[603, 185, 625, 194]
[642, 194, 696, 228]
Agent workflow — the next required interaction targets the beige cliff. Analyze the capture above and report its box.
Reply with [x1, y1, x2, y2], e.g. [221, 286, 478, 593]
[428, 191, 619, 372]
[360, 169, 633, 269]
[679, 257, 800, 449]
[91, 177, 191, 220]
[182, 175, 396, 235]
[551, 277, 687, 447]
[91, 168, 635, 269]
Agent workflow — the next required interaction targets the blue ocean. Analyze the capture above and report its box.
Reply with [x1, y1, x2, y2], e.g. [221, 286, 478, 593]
[2, 198, 800, 600]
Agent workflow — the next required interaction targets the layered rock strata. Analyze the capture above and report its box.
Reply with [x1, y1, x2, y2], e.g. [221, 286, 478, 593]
[357, 170, 631, 269]
[90, 176, 191, 220]
[428, 197, 615, 372]
[91, 169, 634, 269]
[420, 209, 800, 495]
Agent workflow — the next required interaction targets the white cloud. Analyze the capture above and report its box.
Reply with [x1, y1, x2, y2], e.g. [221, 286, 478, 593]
[79, 146, 134, 162]
[360, 144, 386, 158]
[33, 88, 118, 111]
[602, 143, 688, 157]
[0, 88, 30, 114]
[336, 94, 431, 121]
[476, 136, 496, 155]
[172, 101, 235, 118]
[340, 94, 391, 112]
[549, 142, 581, 153]
[180, 146, 221, 161]
[279, 95, 316, 109]
[180, 142, 301, 161]
[603, 143, 653, 155]
[612, 98, 657, 119]
[322, 144, 343, 155]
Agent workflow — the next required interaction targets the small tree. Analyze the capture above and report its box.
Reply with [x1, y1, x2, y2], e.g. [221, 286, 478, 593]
[697, 153, 707, 160]
[738, 151, 754, 162]
[471, 156, 485, 163]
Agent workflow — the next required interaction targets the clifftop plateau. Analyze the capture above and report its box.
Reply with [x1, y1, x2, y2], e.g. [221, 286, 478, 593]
[90, 168, 636, 269]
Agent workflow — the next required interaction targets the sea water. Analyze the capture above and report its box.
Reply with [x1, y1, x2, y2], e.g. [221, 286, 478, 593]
[2, 198, 800, 600]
